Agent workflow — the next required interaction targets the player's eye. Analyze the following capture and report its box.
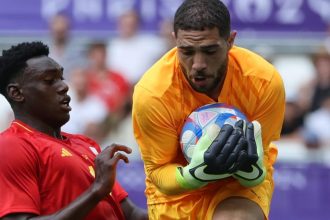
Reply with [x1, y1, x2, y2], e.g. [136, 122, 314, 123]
[202, 48, 217, 55]
[205, 50, 217, 55]
[181, 50, 194, 56]
[44, 78, 55, 84]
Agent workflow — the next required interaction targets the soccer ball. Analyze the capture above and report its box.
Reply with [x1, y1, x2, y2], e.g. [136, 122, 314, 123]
[180, 103, 247, 163]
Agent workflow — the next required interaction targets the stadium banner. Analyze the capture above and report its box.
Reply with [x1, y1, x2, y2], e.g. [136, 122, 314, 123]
[271, 162, 330, 220]
[0, 0, 329, 36]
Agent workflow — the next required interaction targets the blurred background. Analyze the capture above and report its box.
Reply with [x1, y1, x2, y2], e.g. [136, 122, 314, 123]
[0, 0, 329, 219]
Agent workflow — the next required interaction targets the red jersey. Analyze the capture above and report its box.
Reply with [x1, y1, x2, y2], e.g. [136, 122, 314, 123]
[87, 70, 130, 112]
[0, 120, 128, 219]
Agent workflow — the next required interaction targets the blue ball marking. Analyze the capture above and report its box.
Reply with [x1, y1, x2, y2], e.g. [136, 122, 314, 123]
[180, 103, 247, 162]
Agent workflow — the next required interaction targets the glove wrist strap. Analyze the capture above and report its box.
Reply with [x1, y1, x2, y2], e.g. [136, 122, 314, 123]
[175, 167, 206, 189]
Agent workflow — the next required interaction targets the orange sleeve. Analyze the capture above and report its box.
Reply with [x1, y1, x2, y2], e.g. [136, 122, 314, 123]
[254, 70, 285, 165]
[132, 87, 186, 195]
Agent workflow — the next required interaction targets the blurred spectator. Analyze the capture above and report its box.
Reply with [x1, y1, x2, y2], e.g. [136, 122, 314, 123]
[62, 67, 108, 143]
[106, 10, 166, 85]
[303, 95, 330, 148]
[281, 47, 330, 148]
[324, 24, 330, 54]
[102, 114, 141, 161]
[273, 54, 315, 102]
[281, 100, 304, 139]
[85, 41, 131, 134]
[297, 47, 330, 113]
[273, 54, 314, 139]
[46, 13, 87, 79]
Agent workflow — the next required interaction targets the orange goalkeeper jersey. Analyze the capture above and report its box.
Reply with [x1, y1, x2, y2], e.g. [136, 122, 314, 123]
[132, 46, 285, 206]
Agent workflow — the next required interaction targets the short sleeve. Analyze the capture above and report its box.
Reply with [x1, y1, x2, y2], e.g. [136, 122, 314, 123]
[0, 136, 40, 217]
[111, 181, 128, 203]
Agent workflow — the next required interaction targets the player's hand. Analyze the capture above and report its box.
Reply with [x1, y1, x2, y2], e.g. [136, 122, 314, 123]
[233, 121, 266, 187]
[93, 144, 132, 198]
[203, 120, 249, 174]
[176, 121, 247, 190]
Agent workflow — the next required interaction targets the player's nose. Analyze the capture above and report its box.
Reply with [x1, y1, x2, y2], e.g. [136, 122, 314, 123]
[192, 53, 207, 71]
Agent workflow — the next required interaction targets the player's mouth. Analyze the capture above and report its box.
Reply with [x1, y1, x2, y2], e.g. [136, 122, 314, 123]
[60, 96, 72, 112]
[191, 75, 210, 87]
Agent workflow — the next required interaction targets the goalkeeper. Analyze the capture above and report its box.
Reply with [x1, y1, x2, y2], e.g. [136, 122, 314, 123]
[132, 0, 285, 219]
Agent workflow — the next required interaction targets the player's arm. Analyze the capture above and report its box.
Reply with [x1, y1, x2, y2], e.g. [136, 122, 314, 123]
[0, 144, 131, 220]
[135, 110, 247, 194]
[148, 122, 247, 194]
[133, 94, 248, 194]
[121, 198, 148, 220]
[176, 122, 249, 189]
[2, 200, 149, 220]
[132, 94, 187, 195]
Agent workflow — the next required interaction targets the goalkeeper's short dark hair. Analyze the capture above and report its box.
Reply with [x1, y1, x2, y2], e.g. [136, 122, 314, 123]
[173, 0, 231, 39]
[0, 41, 49, 97]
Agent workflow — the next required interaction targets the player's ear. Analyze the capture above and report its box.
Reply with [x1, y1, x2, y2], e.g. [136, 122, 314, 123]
[7, 83, 24, 102]
[227, 31, 237, 49]
[172, 31, 176, 39]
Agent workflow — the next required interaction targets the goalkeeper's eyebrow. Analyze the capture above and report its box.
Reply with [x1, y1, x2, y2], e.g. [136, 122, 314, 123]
[178, 44, 220, 50]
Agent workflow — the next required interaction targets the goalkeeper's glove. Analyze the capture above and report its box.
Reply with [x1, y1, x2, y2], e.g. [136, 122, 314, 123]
[176, 121, 248, 190]
[233, 121, 266, 187]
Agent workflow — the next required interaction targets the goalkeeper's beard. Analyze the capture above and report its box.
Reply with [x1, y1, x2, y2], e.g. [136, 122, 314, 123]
[188, 60, 228, 95]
